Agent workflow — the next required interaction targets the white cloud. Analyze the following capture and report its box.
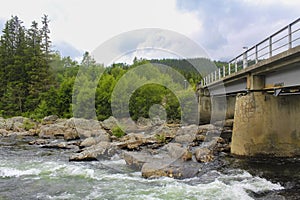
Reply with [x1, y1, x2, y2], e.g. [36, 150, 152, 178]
[0, 0, 299, 62]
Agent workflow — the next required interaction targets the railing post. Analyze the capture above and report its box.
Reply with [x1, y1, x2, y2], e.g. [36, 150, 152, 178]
[288, 24, 292, 49]
[255, 45, 258, 64]
[228, 63, 231, 75]
[235, 59, 237, 72]
[223, 65, 226, 77]
[218, 68, 221, 79]
[214, 71, 217, 81]
[269, 36, 272, 57]
[243, 51, 248, 69]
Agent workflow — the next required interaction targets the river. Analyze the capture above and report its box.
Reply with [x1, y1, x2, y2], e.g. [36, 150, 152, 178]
[0, 135, 299, 200]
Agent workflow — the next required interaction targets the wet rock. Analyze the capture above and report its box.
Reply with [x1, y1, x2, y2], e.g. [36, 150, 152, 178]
[195, 148, 214, 163]
[42, 141, 79, 150]
[141, 162, 200, 179]
[220, 130, 232, 143]
[29, 139, 49, 145]
[69, 141, 116, 161]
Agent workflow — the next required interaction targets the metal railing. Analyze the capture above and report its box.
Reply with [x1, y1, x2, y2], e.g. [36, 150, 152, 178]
[201, 18, 300, 86]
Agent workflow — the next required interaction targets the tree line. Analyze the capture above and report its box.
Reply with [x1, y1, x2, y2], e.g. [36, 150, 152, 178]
[0, 15, 224, 122]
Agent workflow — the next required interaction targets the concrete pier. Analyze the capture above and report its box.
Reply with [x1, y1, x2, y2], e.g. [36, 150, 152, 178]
[231, 92, 300, 156]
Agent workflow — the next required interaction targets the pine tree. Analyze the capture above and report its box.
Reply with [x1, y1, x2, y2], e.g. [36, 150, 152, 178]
[41, 14, 51, 57]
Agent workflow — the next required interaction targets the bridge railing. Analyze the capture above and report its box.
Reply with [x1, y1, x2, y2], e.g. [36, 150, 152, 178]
[201, 18, 300, 86]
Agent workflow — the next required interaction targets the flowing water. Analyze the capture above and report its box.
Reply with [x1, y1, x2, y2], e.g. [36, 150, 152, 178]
[0, 136, 299, 200]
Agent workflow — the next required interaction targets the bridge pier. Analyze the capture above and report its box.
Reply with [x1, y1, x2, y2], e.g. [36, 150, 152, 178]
[231, 92, 300, 157]
[198, 88, 235, 124]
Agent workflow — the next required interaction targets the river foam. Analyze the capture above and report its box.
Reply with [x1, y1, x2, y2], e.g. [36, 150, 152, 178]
[0, 153, 284, 200]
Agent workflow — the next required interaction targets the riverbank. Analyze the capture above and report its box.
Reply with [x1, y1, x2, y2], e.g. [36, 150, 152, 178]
[0, 115, 234, 179]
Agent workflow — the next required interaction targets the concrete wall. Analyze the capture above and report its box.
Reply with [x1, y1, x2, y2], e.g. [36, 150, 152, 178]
[231, 92, 300, 157]
[198, 91, 235, 124]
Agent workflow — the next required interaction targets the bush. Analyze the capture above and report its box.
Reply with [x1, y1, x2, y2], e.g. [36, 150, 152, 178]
[112, 126, 125, 138]
[155, 133, 166, 143]
[22, 119, 35, 131]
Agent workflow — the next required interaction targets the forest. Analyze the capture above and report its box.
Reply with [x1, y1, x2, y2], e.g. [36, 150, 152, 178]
[0, 15, 226, 122]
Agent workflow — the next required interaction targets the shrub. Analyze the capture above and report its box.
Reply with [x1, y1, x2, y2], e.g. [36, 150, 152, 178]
[112, 126, 125, 138]
[22, 119, 35, 131]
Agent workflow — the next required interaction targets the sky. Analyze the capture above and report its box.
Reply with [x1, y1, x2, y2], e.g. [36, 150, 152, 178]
[0, 0, 299, 64]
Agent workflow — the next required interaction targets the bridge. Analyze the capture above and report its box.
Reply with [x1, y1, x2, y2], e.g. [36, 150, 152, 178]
[197, 18, 300, 157]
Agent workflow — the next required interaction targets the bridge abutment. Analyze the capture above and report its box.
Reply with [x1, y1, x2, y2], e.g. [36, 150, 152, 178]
[198, 88, 235, 124]
[231, 92, 300, 156]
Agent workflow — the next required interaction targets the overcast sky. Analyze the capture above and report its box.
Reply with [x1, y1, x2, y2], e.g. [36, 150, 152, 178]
[0, 0, 299, 63]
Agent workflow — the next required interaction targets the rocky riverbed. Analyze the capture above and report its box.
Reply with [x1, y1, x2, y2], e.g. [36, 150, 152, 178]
[0, 115, 233, 179]
[1, 116, 300, 199]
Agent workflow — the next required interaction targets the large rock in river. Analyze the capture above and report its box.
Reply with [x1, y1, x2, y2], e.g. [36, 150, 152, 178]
[69, 141, 117, 161]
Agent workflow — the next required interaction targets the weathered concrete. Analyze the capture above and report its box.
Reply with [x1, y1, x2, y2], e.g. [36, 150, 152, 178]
[198, 88, 235, 124]
[231, 92, 300, 157]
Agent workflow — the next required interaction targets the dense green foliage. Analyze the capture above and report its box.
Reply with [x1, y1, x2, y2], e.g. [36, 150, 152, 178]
[0, 16, 225, 122]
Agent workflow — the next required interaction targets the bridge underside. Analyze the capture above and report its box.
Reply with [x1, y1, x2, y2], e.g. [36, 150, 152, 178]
[198, 46, 300, 157]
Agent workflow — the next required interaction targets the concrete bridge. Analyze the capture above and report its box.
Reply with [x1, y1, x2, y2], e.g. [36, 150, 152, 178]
[197, 18, 300, 157]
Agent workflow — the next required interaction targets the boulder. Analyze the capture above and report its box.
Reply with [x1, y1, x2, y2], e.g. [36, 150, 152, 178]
[198, 124, 217, 134]
[164, 143, 192, 161]
[137, 117, 152, 127]
[122, 151, 163, 170]
[141, 162, 199, 179]
[174, 124, 198, 143]
[79, 135, 111, 148]
[101, 116, 119, 130]
[0, 129, 9, 136]
[77, 129, 109, 139]
[214, 119, 234, 128]
[116, 133, 162, 150]
[0, 118, 6, 129]
[39, 124, 65, 139]
[42, 115, 59, 125]
[195, 148, 214, 163]
[69, 141, 116, 161]
[80, 137, 100, 148]
[63, 129, 80, 141]
[5, 116, 30, 131]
